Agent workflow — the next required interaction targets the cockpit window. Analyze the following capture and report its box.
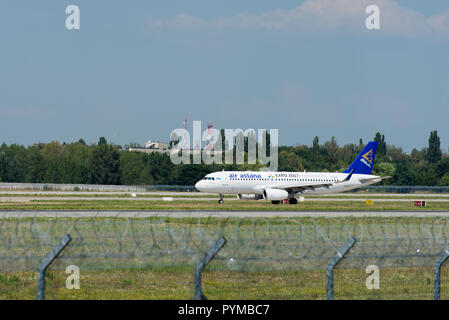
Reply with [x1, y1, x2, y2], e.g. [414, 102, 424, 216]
[203, 177, 215, 180]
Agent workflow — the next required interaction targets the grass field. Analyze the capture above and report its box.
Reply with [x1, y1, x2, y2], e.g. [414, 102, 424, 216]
[0, 193, 236, 198]
[2, 266, 449, 300]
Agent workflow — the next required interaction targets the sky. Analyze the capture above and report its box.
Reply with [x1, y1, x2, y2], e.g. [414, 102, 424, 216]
[0, 0, 448, 152]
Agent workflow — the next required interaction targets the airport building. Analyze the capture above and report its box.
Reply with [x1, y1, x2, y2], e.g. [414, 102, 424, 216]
[128, 140, 169, 154]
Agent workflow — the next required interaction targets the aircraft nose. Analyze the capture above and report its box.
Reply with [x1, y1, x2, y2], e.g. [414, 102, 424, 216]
[195, 181, 203, 191]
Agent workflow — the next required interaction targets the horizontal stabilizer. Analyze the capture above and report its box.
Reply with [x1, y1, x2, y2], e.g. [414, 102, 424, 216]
[359, 176, 391, 184]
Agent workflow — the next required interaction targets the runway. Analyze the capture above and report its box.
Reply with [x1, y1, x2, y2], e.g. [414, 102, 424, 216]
[0, 196, 227, 202]
[1, 210, 449, 218]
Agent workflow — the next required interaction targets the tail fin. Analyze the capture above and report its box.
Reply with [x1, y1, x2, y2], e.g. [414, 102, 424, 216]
[343, 141, 378, 175]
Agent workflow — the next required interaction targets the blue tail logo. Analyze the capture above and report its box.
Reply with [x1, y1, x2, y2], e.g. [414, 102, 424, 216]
[361, 149, 374, 164]
[343, 141, 378, 175]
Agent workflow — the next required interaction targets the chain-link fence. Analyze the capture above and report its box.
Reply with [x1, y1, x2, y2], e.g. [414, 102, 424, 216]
[2, 214, 449, 299]
[0, 183, 196, 192]
[354, 185, 449, 194]
[2, 182, 449, 193]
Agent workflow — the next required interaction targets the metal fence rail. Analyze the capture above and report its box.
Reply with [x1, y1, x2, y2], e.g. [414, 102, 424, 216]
[0, 182, 196, 192]
[1, 182, 449, 193]
[354, 185, 449, 193]
[2, 215, 449, 299]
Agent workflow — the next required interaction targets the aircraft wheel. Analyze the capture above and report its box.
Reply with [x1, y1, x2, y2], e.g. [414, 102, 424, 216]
[218, 199, 224, 204]
[289, 198, 298, 205]
[271, 200, 280, 205]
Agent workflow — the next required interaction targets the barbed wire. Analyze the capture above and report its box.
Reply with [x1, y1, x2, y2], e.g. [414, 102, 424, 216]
[1, 215, 449, 273]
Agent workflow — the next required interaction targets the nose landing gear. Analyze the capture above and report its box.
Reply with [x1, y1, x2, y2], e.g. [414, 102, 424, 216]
[218, 194, 224, 204]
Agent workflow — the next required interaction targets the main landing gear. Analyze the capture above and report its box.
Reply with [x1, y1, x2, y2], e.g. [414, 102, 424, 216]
[218, 194, 224, 204]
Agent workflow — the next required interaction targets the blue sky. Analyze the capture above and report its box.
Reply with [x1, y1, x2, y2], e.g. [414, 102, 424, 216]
[0, 0, 448, 152]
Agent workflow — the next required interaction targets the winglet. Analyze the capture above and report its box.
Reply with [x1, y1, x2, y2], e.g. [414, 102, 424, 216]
[343, 169, 355, 181]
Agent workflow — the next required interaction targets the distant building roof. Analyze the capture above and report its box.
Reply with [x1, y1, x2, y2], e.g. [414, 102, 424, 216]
[128, 141, 169, 154]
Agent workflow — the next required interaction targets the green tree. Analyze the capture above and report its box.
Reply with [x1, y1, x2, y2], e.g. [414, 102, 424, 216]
[63, 142, 89, 183]
[173, 164, 210, 185]
[25, 145, 45, 182]
[88, 142, 121, 185]
[41, 141, 65, 183]
[436, 158, 449, 178]
[374, 162, 395, 177]
[98, 137, 107, 146]
[146, 152, 175, 184]
[120, 151, 150, 185]
[439, 173, 449, 186]
[257, 130, 271, 157]
[410, 148, 426, 163]
[324, 136, 338, 163]
[0, 144, 27, 182]
[312, 136, 319, 154]
[391, 163, 415, 186]
[427, 130, 442, 163]
[279, 150, 303, 172]
[374, 132, 387, 156]
[420, 164, 438, 186]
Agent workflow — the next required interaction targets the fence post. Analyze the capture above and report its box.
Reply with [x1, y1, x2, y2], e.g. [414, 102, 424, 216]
[194, 237, 227, 300]
[37, 234, 72, 300]
[326, 236, 357, 300]
[434, 247, 449, 300]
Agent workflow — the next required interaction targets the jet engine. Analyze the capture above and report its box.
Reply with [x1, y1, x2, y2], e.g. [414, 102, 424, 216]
[263, 189, 288, 201]
[237, 194, 264, 200]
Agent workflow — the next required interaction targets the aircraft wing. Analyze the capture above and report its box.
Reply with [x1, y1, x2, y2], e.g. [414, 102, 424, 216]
[272, 182, 333, 193]
[270, 169, 355, 194]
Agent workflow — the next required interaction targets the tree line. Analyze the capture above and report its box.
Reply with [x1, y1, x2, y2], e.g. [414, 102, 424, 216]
[0, 131, 448, 186]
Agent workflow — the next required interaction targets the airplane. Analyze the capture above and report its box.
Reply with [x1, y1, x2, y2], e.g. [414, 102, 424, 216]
[194, 141, 389, 204]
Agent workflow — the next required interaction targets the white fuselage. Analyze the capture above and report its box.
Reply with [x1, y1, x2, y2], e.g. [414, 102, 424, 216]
[195, 171, 381, 196]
